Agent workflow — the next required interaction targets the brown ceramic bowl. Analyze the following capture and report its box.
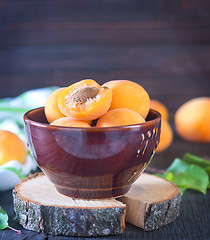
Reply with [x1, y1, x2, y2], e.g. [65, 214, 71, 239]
[24, 107, 161, 199]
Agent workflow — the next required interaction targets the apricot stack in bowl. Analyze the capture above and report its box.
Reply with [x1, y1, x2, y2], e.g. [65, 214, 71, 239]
[24, 79, 161, 199]
[44, 79, 150, 128]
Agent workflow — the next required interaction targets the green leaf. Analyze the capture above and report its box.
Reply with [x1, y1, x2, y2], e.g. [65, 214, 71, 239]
[152, 153, 210, 194]
[154, 173, 164, 178]
[165, 172, 174, 182]
[183, 153, 210, 169]
[205, 166, 210, 189]
[166, 158, 189, 175]
[0, 207, 22, 234]
[0, 107, 29, 112]
[2, 167, 26, 180]
[0, 206, 9, 230]
[178, 187, 186, 195]
[170, 165, 209, 194]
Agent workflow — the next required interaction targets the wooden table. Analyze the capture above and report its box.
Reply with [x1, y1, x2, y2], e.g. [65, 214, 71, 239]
[0, 1, 210, 239]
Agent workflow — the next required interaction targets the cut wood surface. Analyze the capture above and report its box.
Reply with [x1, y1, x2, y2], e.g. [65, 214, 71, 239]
[13, 173, 126, 237]
[118, 173, 181, 230]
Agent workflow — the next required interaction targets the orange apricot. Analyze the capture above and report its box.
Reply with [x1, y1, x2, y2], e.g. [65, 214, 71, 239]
[51, 116, 91, 125]
[45, 88, 66, 123]
[156, 119, 173, 153]
[175, 97, 210, 142]
[51, 117, 91, 128]
[58, 79, 112, 121]
[103, 80, 150, 119]
[0, 130, 27, 165]
[96, 108, 145, 127]
[150, 99, 169, 121]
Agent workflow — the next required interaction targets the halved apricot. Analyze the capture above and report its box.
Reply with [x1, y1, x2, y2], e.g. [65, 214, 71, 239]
[96, 108, 145, 127]
[103, 80, 150, 119]
[45, 88, 66, 123]
[58, 79, 112, 121]
[51, 117, 91, 128]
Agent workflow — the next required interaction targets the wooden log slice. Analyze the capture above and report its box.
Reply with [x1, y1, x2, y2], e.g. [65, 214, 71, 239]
[13, 173, 126, 237]
[118, 173, 181, 231]
[13, 172, 181, 236]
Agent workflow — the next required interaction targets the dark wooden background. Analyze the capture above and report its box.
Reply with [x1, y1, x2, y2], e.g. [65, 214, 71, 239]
[1, 0, 210, 117]
[0, 1, 210, 239]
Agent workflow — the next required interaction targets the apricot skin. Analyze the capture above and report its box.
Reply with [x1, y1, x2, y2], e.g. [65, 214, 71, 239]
[45, 88, 66, 123]
[150, 99, 169, 121]
[96, 108, 145, 127]
[156, 119, 173, 153]
[175, 97, 210, 142]
[58, 79, 112, 121]
[0, 130, 27, 165]
[51, 117, 91, 128]
[103, 80, 150, 119]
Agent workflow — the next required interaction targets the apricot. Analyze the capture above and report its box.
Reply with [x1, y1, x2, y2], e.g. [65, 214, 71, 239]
[51, 117, 91, 128]
[103, 80, 150, 119]
[175, 97, 210, 142]
[96, 108, 145, 127]
[150, 99, 169, 121]
[0, 130, 27, 166]
[58, 79, 112, 121]
[156, 119, 173, 153]
[45, 88, 66, 123]
[51, 116, 91, 125]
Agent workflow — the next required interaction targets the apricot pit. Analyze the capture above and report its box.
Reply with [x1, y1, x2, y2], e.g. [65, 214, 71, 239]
[72, 86, 99, 104]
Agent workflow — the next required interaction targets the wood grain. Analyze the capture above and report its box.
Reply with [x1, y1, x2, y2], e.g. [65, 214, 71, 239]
[0, 0, 209, 108]
[1, 1, 210, 45]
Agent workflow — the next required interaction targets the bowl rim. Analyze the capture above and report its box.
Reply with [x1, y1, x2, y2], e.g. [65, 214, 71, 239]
[24, 107, 161, 131]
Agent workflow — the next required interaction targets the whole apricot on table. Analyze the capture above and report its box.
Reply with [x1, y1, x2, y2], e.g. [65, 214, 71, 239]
[156, 119, 173, 153]
[96, 108, 145, 127]
[45, 88, 66, 123]
[51, 117, 91, 128]
[150, 99, 169, 121]
[0, 130, 27, 166]
[175, 97, 210, 142]
[103, 80, 150, 119]
[58, 79, 112, 121]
